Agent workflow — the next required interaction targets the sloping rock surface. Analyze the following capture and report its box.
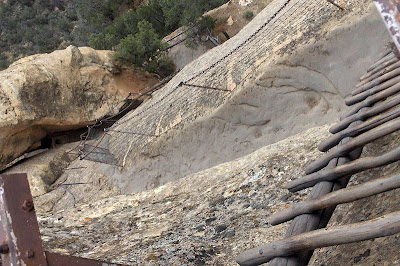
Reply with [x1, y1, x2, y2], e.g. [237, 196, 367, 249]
[108, 1, 391, 193]
[38, 125, 330, 265]
[36, 0, 393, 212]
[6, 1, 398, 264]
[4, 144, 75, 198]
[38, 127, 400, 265]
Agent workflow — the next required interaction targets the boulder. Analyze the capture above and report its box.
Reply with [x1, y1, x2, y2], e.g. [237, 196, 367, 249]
[0, 46, 129, 166]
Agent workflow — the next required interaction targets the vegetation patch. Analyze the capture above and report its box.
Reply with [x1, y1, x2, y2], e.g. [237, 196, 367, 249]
[243, 10, 254, 20]
[0, 0, 227, 75]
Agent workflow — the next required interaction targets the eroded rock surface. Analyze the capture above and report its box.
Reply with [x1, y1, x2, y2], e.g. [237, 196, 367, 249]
[112, 2, 390, 192]
[38, 125, 329, 265]
[38, 127, 400, 265]
[4, 144, 76, 198]
[5, 1, 398, 265]
[35, 1, 394, 211]
[0, 46, 146, 166]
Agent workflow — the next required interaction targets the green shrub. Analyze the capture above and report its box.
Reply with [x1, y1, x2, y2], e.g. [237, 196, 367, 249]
[243, 10, 254, 20]
[184, 15, 216, 48]
[89, 33, 116, 50]
[198, 15, 215, 31]
[0, 54, 9, 70]
[114, 20, 173, 75]
[0, 0, 228, 70]
[143, 54, 174, 77]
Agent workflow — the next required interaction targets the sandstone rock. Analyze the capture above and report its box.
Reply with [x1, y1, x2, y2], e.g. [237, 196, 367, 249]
[0, 46, 134, 166]
[163, 28, 211, 71]
[29, 1, 400, 265]
[239, 0, 253, 6]
[37, 125, 330, 265]
[107, 1, 391, 194]
[214, 224, 227, 233]
[37, 127, 400, 266]
[3, 143, 77, 198]
[36, 1, 394, 212]
[227, 16, 234, 26]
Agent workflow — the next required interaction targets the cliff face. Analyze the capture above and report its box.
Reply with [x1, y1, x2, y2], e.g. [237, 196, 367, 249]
[31, 0, 393, 213]
[105, 1, 392, 194]
[3, 0, 400, 265]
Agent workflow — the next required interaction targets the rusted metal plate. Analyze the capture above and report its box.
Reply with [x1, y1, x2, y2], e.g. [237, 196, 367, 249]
[0, 174, 48, 265]
[0, 174, 127, 266]
[374, 0, 400, 57]
[45, 252, 120, 266]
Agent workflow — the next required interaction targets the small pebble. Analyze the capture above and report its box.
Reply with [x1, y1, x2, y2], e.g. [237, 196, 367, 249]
[242, 203, 251, 209]
[222, 229, 235, 239]
[215, 224, 227, 233]
[195, 225, 206, 232]
[209, 207, 217, 213]
[205, 217, 217, 224]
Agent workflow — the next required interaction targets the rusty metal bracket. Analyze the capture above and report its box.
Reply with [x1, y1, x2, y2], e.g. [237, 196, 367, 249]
[0, 174, 123, 266]
[0, 174, 48, 265]
[374, 0, 400, 58]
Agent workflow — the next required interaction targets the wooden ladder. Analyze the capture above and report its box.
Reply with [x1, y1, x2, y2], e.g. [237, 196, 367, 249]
[236, 47, 400, 265]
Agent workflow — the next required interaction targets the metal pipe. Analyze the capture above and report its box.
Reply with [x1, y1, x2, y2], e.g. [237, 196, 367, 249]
[180, 82, 231, 92]
[373, 0, 400, 58]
